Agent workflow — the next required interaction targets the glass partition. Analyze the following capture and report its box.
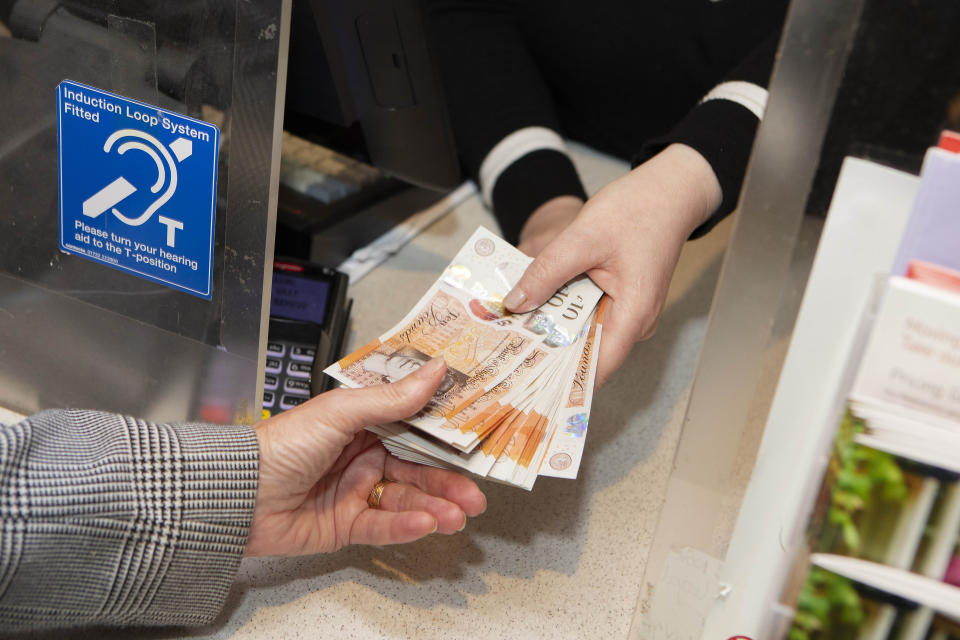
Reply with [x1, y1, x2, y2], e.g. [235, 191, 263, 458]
[0, 0, 290, 423]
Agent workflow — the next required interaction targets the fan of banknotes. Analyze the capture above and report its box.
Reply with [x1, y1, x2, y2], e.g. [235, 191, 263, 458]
[324, 227, 605, 489]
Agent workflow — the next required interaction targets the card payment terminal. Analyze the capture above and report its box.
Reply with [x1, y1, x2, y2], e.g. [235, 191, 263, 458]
[264, 258, 350, 418]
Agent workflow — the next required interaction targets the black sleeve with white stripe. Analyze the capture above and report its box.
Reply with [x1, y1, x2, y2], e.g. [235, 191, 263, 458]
[427, 0, 587, 244]
[489, 147, 585, 245]
[633, 31, 781, 239]
[0, 409, 259, 631]
[428, 1, 783, 244]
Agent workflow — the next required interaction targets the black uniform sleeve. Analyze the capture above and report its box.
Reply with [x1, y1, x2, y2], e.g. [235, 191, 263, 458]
[633, 31, 782, 239]
[427, 0, 586, 244]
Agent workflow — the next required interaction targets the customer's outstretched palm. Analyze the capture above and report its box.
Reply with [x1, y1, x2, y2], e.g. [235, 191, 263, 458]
[244, 359, 487, 557]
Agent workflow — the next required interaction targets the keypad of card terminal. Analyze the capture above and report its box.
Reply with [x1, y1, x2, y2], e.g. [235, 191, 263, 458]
[263, 339, 316, 417]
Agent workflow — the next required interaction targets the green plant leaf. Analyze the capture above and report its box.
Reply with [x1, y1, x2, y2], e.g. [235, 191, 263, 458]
[841, 519, 860, 552]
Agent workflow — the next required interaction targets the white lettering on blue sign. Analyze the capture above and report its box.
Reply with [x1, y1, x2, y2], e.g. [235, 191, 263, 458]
[57, 80, 219, 299]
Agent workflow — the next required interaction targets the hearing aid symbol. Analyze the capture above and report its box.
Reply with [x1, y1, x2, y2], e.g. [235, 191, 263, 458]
[81, 129, 193, 248]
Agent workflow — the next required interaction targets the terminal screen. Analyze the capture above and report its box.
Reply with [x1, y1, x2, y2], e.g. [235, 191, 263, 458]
[270, 272, 330, 325]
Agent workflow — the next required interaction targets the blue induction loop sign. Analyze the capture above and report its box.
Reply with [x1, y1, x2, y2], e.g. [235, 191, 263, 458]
[57, 80, 219, 299]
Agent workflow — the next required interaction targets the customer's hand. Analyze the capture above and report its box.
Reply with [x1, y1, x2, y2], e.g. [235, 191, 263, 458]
[505, 144, 723, 386]
[245, 358, 487, 557]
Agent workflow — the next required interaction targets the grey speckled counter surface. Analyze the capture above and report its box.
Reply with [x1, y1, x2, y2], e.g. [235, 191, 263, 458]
[29, 143, 734, 640]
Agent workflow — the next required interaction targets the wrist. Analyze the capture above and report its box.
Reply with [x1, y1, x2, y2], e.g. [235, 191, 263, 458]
[518, 195, 584, 247]
[635, 143, 723, 239]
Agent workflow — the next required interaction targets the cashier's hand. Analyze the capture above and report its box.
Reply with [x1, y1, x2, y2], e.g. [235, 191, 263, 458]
[511, 144, 723, 386]
[244, 358, 487, 557]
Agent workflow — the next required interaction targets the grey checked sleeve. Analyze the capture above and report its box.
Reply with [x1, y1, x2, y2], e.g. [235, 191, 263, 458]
[0, 409, 259, 632]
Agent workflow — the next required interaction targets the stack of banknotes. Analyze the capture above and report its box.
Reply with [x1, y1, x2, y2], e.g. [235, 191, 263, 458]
[324, 227, 605, 489]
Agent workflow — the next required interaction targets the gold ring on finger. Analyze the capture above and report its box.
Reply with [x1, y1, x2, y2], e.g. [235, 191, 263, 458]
[367, 478, 394, 509]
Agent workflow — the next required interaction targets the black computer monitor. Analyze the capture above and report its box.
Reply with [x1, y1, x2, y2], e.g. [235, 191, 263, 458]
[284, 0, 461, 193]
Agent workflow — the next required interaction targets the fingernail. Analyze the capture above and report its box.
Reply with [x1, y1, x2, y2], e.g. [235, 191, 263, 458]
[503, 287, 527, 311]
[457, 515, 467, 532]
[413, 356, 446, 380]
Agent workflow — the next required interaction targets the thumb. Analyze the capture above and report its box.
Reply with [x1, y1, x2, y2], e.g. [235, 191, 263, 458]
[503, 228, 599, 313]
[320, 357, 447, 435]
